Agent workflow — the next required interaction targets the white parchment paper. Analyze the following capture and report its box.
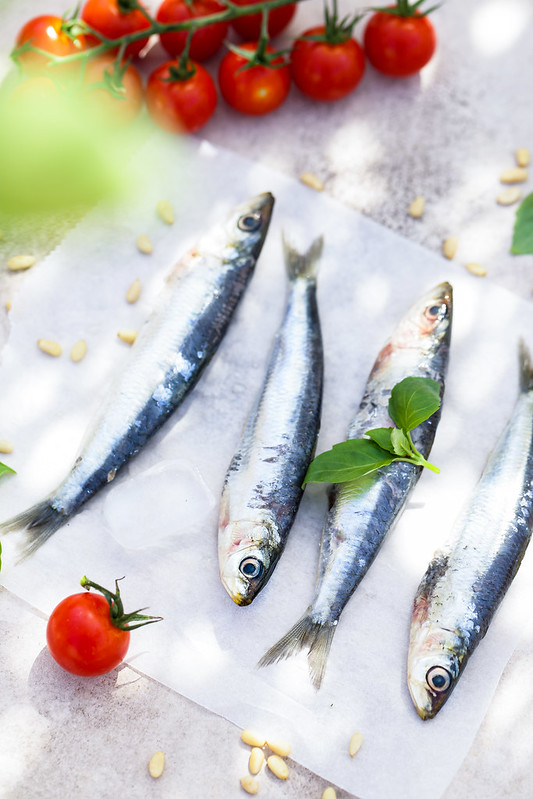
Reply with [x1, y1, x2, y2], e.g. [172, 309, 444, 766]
[1, 134, 533, 799]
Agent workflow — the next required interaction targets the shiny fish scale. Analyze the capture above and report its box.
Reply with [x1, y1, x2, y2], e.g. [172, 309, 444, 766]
[259, 282, 452, 688]
[1, 194, 274, 556]
[408, 354, 533, 719]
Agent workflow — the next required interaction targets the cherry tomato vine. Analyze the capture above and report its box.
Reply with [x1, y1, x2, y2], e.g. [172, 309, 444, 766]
[8, 0, 438, 132]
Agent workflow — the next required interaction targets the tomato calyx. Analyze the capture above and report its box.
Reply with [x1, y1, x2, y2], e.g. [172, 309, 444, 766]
[300, 0, 363, 46]
[117, 0, 148, 14]
[371, 0, 439, 17]
[225, 41, 289, 71]
[85, 57, 133, 99]
[80, 575, 163, 631]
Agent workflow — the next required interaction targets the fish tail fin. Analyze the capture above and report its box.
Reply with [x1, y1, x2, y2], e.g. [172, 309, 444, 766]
[519, 338, 533, 392]
[0, 500, 67, 560]
[282, 233, 323, 282]
[258, 611, 336, 690]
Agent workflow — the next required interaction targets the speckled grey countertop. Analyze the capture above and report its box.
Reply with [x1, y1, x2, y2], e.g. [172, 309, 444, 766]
[1, 1, 533, 797]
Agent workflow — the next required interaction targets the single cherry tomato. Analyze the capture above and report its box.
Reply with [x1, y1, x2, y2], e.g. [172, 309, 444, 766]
[156, 0, 228, 61]
[81, 0, 151, 58]
[230, 0, 296, 40]
[82, 55, 144, 126]
[218, 43, 290, 116]
[291, 25, 365, 102]
[46, 577, 161, 677]
[363, 8, 436, 77]
[146, 60, 217, 133]
[14, 15, 88, 77]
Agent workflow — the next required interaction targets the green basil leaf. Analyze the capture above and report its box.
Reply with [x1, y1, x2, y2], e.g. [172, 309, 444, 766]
[511, 193, 533, 255]
[0, 462, 15, 478]
[390, 427, 412, 456]
[388, 376, 441, 432]
[303, 438, 394, 485]
[365, 427, 395, 453]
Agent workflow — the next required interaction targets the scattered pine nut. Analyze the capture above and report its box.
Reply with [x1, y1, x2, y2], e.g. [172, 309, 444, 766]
[117, 329, 138, 344]
[248, 747, 265, 775]
[322, 788, 337, 799]
[408, 196, 425, 218]
[516, 148, 530, 168]
[497, 186, 522, 206]
[349, 732, 364, 757]
[300, 172, 324, 192]
[500, 167, 528, 183]
[126, 278, 142, 304]
[464, 262, 487, 277]
[266, 739, 291, 758]
[241, 730, 266, 748]
[266, 755, 289, 780]
[157, 200, 175, 225]
[136, 234, 153, 254]
[38, 339, 62, 357]
[0, 439, 13, 454]
[7, 254, 36, 271]
[148, 750, 165, 778]
[442, 237, 458, 260]
[240, 775, 259, 795]
[5, 300, 12, 312]
[70, 340, 87, 363]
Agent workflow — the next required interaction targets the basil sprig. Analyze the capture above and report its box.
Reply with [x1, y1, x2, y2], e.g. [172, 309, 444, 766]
[303, 376, 441, 486]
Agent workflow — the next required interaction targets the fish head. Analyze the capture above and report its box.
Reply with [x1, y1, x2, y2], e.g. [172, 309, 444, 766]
[407, 621, 464, 720]
[218, 519, 280, 606]
[207, 193, 274, 263]
[390, 281, 453, 355]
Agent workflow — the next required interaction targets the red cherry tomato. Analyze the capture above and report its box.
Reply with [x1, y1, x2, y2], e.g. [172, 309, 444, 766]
[82, 55, 144, 126]
[291, 25, 365, 102]
[157, 0, 228, 61]
[230, 0, 296, 40]
[15, 15, 88, 77]
[363, 9, 436, 77]
[81, 0, 151, 58]
[146, 60, 217, 133]
[47, 592, 130, 676]
[218, 43, 290, 116]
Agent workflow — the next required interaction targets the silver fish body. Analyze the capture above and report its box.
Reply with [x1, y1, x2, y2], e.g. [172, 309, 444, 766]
[260, 282, 453, 688]
[408, 341, 533, 719]
[218, 236, 324, 605]
[2, 193, 274, 556]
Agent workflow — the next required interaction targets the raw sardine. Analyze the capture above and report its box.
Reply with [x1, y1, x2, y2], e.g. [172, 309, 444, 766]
[260, 282, 452, 688]
[2, 193, 274, 556]
[218, 236, 324, 605]
[408, 341, 533, 719]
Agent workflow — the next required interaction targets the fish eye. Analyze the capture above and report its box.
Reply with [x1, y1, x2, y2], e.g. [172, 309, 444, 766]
[425, 303, 445, 322]
[239, 557, 264, 580]
[238, 213, 261, 232]
[426, 665, 452, 694]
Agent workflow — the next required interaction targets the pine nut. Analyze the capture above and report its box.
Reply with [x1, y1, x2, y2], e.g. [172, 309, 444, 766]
[126, 278, 141, 304]
[7, 254, 36, 271]
[241, 730, 266, 748]
[442, 237, 458, 260]
[322, 789, 337, 799]
[136, 234, 153, 254]
[266, 755, 289, 780]
[497, 187, 522, 206]
[157, 200, 175, 225]
[464, 262, 487, 277]
[117, 329, 138, 344]
[408, 196, 425, 218]
[0, 439, 13, 454]
[349, 732, 363, 757]
[5, 300, 12, 311]
[38, 339, 62, 357]
[516, 148, 530, 167]
[70, 340, 87, 362]
[240, 775, 259, 794]
[148, 750, 165, 778]
[300, 172, 324, 191]
[500, 167, 528, 183]
[248, 747, 265, 775]
[266, 739, 291, 758]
